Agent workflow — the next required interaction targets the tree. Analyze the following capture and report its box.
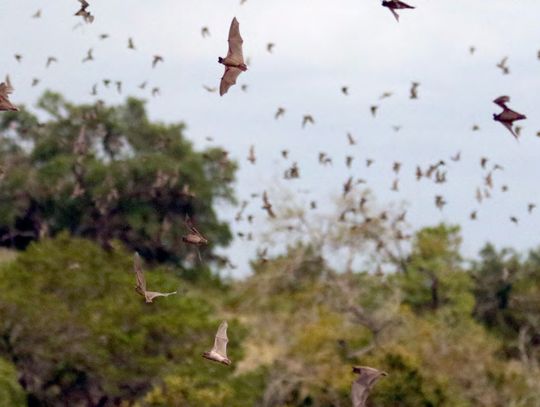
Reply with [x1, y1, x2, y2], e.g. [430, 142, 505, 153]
[0, 92, 236, 267]
[0, 235, 240, 406]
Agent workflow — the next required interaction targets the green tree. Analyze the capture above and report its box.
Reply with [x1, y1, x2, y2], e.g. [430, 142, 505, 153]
[0, 234, 236, 406]
[0, 358, 25, 407]
[0, 92, 236, 267]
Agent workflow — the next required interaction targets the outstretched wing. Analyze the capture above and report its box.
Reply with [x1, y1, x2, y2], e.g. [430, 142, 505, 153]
[220, 66, 242, 96]
[351, 378, 370, 407]
[501, 122, 519, 140]
[134, 252, 146, 294]
[226, 18, 244, 64]
[351, 367, 386, 407]
[212, 321, 229, 358]
[390, 8, 400, 22]
[493, 95, 510, 108]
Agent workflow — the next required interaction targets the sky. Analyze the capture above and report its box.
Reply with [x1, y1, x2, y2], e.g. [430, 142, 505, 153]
[2, 0, 540, 276]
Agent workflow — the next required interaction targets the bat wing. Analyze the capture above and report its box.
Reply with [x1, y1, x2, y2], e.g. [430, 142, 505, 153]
[502, 109, 526, 121]
[389, 8, 400, 22]
[351, 379, 370, 407]
[501, 122, 519, 140]
[212, 321, 229, 358]
[220, 66, 243, 96]
[146, 290, 177, 301]
[226, 18, 244, 64]
[134, 252, 147, 294]
[493, 95, 510, 108]
[351, 367, 386, 407]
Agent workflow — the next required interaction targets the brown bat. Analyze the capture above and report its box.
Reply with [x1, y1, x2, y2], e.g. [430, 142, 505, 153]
[410, 81, 420, 99]
[202, 321, 231, 365]
[275, 107, 286, 119]
[152, 55, 164, 68]
[0, 76, 18, 112]
[493, 96, 526, 140]
[128, 37, 136, 50]
[46, 56, 58, 68]
[382, 0, 415, 22]
[75, 0, 94, 23]
[247, 145, 256, 164]
[302, 114, 315, 128]
[266, 42, 275, 53]
[496, 57, 509, 75]
[341, 86, 349, 95]
[182, 216, 208, 246]
[262, 191, 276, 218]
[201, 26, 210, 38]
[219, 17, 248, 96]
[133, 253, 177, 303]
[347, 132, 356, 145]
[351, 366, 387, 407]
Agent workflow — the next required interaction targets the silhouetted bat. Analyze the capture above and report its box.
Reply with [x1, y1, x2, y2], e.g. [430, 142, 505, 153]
[0, 76, 18, 111]
[351, 366, 387, 407]
[218, 18, 248, 96]
[492, 96, 526, 140]
[382, 0, 415, 22]
[202, 321, 231, 365]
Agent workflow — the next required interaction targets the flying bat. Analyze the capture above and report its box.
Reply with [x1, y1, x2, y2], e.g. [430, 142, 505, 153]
[152, 55, 163, 68]
[266, 42, 275, 53]
[410, 81, 420, 99]
[351, 366, 387, 407]
[182, 216, 208, 246]
[382, 0, 415, 22]
[202, 321, 231, 365]
[275, 107, 286, 119]
[0, 76, 18, 111]
[75, 0, 94, 23]
[201, 26, 210, 38]
[133, 252, 177, 303]
[496, 57, 510, 75]
[262, 191, 276, 218]
[492, 96, 526, 139]
[302, 114, 315, 128]
[218, 17, 248, 96]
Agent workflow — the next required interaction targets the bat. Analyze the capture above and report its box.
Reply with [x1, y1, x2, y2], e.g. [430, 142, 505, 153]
[351, 366, 387, 407]
[218, 18, 248, 96]
[262, 191, 276, 218]
[496, 57, 510, 75]
[182, 216, 208, 246]
[302, 114, 315, 128]
[46, 56, 58, 68]
[0, 76, 18, 112]
[247, 145, 256, 164]
[382, 0, 415, 22]
[152, 55, 163, 68]
[128, 37, 136, 50]
[202, 321, 231, 365]
[133, 253, 177, 303]
[266, 42, 275, 53]
[410, 81, 420, 99]
[492, 96, 526, 140]
[75, 0, 94, 23]
[201, 26, 210, 38]
[275, 107, 286, 119]
[347, 132, 356, 145]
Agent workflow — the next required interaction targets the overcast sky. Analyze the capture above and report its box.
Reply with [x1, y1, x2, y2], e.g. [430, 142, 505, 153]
[2, 1, 540, 276]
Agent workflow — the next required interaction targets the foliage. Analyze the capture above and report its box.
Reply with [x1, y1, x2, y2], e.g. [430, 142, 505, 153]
[0, 92, 236, 266]
[0, 358, 25, 407]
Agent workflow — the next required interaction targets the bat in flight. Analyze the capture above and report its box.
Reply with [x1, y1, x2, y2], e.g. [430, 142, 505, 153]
[492, 96, 526, 140]
[382, 0, 415, 22]
[0, 76, 18, 111]
[133, 253, 177, 303]
[218, 17, 248, 96]
[351, 366, 387, 407]
[182, 215, 208, 246]
[75, 0, 94, 23]
[202, 321, 231, 365]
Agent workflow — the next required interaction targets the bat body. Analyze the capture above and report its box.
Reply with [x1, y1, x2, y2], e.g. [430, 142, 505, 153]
[492, 96, 526, 139]
[75, 0, 94, 23]
[352, 366, 387, 407]
[219, 18, 248, 96]
[0, 76, 18, 112]
[382, 0, 415, 22]
[202, 321, 231, 365]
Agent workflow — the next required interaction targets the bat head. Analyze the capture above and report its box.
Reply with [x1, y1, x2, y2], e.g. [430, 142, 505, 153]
[218, 57, 224, 64]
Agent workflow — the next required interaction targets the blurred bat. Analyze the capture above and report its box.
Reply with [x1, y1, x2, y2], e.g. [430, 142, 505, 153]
[133, 253, 177, 303]
[352, 366, 387, 407]
[182, 216, 208, 246]
[262, 191, 276, 218]
[202, 321, 231, 365]
[218, 18, 248, 96]
[0, 76, 18, 111]
[75, 0, 94, 23]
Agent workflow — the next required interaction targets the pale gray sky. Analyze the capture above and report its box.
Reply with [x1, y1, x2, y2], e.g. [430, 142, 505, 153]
[2, 1, 540, 275]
